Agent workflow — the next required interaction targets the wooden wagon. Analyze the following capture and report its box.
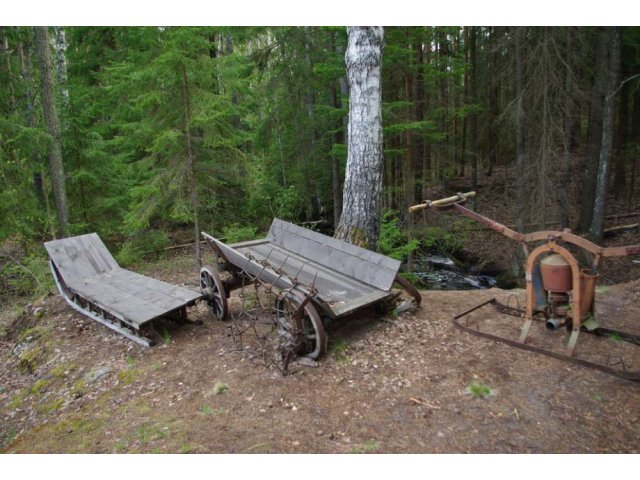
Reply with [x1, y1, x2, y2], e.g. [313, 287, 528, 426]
[200, 219, 421, 360]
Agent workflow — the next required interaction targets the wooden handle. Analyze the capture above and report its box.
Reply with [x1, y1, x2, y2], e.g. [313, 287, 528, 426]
[409, 191, 476, 214]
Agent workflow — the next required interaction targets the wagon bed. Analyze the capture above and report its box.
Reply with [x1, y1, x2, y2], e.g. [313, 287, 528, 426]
[200, 219, 420, 360]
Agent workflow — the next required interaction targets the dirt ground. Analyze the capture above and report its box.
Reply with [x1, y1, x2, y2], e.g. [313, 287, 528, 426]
[1, 251, 640, 454]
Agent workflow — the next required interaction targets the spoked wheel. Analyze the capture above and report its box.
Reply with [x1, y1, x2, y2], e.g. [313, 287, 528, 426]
[200, 267, 228, 321]
[274, 290, 327, 360]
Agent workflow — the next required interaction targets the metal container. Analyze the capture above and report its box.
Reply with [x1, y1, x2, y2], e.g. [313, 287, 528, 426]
[540, 254, 572, 293]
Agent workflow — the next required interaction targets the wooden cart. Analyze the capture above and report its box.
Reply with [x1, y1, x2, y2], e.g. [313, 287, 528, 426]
[45, 233, 201, 347]
[200, 219, 421, 360]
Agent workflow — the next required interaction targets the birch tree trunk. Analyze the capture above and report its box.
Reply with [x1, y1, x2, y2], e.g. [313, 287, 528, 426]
[35, 26, 70, 238]
[335, 26, 384, 250]
[589, 27, 622, 241]
[52, 27, 69, 107]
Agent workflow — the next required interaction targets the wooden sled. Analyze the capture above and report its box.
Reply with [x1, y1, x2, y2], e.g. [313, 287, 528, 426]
[44, 233, 201, 347]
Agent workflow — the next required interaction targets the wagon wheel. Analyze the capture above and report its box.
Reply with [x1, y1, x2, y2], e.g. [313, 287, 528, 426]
[274, 290, 327, 360]
[200, 267, 228, 321]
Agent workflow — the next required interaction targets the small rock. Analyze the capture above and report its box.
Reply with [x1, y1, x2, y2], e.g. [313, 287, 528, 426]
[83, 367, 112, 383]
[396, 301, 416, 315]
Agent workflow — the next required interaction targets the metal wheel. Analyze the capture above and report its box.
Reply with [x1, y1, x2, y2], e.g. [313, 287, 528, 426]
[274, 290, 327, 360]
[200, 267, 228, 321]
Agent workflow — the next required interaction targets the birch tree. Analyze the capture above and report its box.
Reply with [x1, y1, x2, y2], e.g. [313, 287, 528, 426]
[335, 26, 384, 250]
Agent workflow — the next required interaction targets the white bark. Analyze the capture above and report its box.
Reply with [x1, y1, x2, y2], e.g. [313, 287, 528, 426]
[52, 27, 69, 105]
[335, 26, 384, 250]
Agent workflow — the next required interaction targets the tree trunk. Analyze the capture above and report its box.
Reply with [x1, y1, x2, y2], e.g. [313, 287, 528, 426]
[578, 27, 609, 232]
[414, 35, 425, 200]
[469, 26, 479, 189]
[486, 27, 499, 177]
[515, 28, 526, 233]
[1, 28, 16, 113]
[35, 26, 69, 238]
[589, 28, 622, 240]
[335, 26, 384, 250]
[180, 62, 201, 270]
[559, 28, 574, 229]
[52, 27, 69, 107]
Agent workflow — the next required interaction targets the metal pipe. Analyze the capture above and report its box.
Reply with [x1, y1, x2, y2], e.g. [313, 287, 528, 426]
[546, 317, 567, 330]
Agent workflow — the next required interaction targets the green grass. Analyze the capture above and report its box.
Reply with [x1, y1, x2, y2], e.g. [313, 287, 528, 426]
[135, 422, 169, 445]
[18, 325, 51, 343]
[466, 382, 493, 399]
[199, 405, 214, 416]
[1, 428, 17, 449]
[30, 378, 50, 396]
[117, 368, 137, 385]
[17, 346, 47, 374]
[213, 382, 228, 395]
[37, 397, 64, 414]
[351, 439, 379, 454]
[329, 339, 350, 365]
[161, 328, 171, 344]
[49, 362, 77, 378]
[609, 332, 622, 342]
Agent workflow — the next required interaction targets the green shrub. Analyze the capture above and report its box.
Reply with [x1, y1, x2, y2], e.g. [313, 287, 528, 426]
[415, 219, 470, 255]
[116, 230, 169, 266]
[222, 224, 259, 244]
[379, 210, 419, 261]
[0, 252, 54, 299]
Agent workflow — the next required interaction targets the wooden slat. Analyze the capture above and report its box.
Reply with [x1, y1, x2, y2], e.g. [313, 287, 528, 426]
[44, 233, 118, 281]
[68, 280, 168, 327]
[241, 243, 378, 302]
[330, 290, 394, 318]
[267, 219, 400, 291]
[109, 270, 201, 305]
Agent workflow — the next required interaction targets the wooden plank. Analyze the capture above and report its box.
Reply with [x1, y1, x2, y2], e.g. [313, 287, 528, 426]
[330, 290, 394, 318]
[44, 233, 118, 282]
[240, 243, 377, 302]
[228, 238, 270, 249]
[267, 219, 400, 291]
[109, 270, 201, 305]
[69, 280, 168, 326]
[85, 233, 119, 272]
[270, 219, 399, 270]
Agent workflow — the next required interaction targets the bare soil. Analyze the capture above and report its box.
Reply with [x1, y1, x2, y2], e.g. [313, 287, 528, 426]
[1, 250, 640, 454]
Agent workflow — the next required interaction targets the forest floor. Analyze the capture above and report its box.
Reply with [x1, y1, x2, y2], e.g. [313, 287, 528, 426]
[2, 247, 640, 454]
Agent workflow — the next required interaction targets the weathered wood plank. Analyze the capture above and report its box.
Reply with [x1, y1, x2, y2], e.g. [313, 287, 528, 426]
[240, 243, 378, 302]
[44, 233, 118, 280]
[107, 270, 200, 306]
[267, 219, 400, 291]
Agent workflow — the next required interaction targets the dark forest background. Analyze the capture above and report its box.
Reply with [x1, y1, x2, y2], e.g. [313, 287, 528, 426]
[1, 27, 639, 295]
